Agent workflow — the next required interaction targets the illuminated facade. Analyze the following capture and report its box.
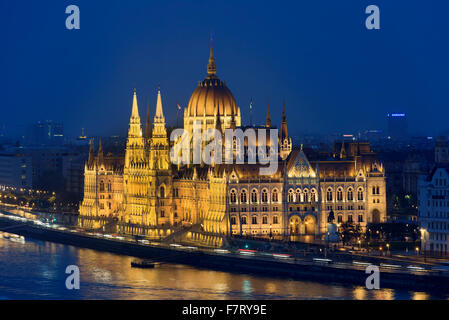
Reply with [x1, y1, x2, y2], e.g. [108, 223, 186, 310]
[79, 40, 386, 245]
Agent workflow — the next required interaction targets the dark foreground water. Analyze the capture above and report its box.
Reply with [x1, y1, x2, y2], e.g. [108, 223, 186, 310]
[0, 238, 447, 300]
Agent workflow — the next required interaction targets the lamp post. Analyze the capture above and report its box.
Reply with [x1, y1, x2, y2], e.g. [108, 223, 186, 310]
[386, 243, 390, 257]
[420, 228, 427, 263]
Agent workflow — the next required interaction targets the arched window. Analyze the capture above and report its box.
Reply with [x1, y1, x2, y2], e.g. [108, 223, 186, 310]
[252, 215, 258, 224]
[241, 216, 247, 225]
[357, 188, 364, 201]
[261, 189, 268, 203]
[337, 188, 343, 201]
[347, 188, 353, 201]
[99, 181, 104, 192]
[296, 189, 301, 203]
[230, 216, 237, 225]
[288, 189, 294, 203]
[372, 186, 376, 195]
[327, 188, 333, 202]
[230, 189, 237, 203]
[303, 189, 309, 202]
[262, 216, 268, 224]
[273, 215, 279, 224]
[272, 189, 278, 203]
[160, 186, 165, 198]
[251, 189, 258, 203]
[241, 190, 247, 203]
[311, 189, 317, 202]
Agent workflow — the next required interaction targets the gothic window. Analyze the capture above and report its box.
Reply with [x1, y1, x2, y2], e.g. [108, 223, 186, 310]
[347, 188, 354, 201]
[327, 188, 333, 202]
[337, 215, 342, 223]
[230, 216, 237, 225]
[358, 214, 363, 222]
[296, 189, 301, 203]
[288, 189, 294, 203]
[230, 189, 237, 203]
[311, 189, 317, 202]
[337, 188, 343, 201]
[357, 188, 364, 201]
[251, 189, 258, 203]
[303, 189, 309, 202]
[272, 189, 279, 203]
[348, 215, 353, 223]
[100, 181, 104, 192]
[273, 215, 279, 224]
[241, 189, 247, 203]
[160, 186, 165, 198]
[241, 216, 247, 225]
[262, 216, 268, 224]
[261, 189, 268, 203]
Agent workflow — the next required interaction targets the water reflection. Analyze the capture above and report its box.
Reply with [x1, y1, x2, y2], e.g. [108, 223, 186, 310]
[0, 238, 447, 300]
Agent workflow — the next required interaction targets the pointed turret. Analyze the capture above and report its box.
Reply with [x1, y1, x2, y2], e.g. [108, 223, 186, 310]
[145, 103, 152, 140]
[131, 88, 140, 122]
[97, 139, 104, 166]
[266, 101, 272, 128]
[280, 101, 288, 142]
[280, 101, 292, 160]
[88, 139, 94, 167]
[127, 89, 142, 138]
[154, 85, 165, 124]
[207, 34, 217, 77]
[340, 137, 347, 159]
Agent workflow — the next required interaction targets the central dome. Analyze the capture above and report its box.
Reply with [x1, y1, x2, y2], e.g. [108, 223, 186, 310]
[186, 38, 238, 118]
[187, 77, 237, 117]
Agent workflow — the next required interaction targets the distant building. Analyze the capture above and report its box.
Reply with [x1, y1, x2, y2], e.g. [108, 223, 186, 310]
[417, 138, 449, 256]
[418, 165, 449, 256]
[0, 147, 32, 189]
[26, 120, 64, 146]
[387, 113, 407, 140]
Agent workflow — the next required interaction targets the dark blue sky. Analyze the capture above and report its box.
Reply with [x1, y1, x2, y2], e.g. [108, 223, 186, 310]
[1, 0, 448, 138]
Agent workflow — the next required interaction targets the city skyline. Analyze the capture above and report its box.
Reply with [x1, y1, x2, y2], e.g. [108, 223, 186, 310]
[2, 1, 449, 138]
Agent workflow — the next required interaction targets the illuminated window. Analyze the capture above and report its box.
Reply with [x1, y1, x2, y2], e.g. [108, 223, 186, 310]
[272, 189, 278, 202]
[261, 189, 268, 203]
[337, 188, 343, 201]
[357, 188, 364, 201]
[230, 189, 237, 203]
[251, 189, 258, 203]
[241, 190, 247, 203]
[327, 188, 333, 202]
[347, 188, 353, 201]
[288, 189, 294, 203]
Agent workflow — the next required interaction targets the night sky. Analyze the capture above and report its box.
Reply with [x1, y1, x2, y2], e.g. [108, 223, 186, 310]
[1, 0, 448, 138]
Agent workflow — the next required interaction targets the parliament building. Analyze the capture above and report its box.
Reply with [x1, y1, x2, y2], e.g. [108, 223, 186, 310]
[79, 40, 387, 247]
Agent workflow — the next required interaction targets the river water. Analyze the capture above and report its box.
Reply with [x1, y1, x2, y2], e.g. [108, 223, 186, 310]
[0, 238, 447, 300]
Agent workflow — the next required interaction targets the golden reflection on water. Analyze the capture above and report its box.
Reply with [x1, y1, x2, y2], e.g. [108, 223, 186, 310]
[0, 238, 446, 300]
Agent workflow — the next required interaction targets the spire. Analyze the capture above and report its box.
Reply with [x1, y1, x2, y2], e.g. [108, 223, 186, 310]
[207, 34, 217, 77]
[97, 138, 104, 165]
[88, 139, 94, 166]
[154, 85, 165, 123]
[131, 88, 140, 121]
[340, 137, 346, 159]
[145, 102, 152, 139]
[280, 100, 288, 141]
[266, 100, 272, 128]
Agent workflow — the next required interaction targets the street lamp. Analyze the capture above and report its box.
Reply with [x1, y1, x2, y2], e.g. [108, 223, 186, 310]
[386, 243, 390, 256]
[420, 228, 427, 262]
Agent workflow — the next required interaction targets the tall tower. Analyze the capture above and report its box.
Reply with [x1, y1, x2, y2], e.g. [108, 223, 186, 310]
[148, 86, 172, 226]
[280, 101, 292, 160]
[266, 101, 272, 128]
[123, 89, 150, 227]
